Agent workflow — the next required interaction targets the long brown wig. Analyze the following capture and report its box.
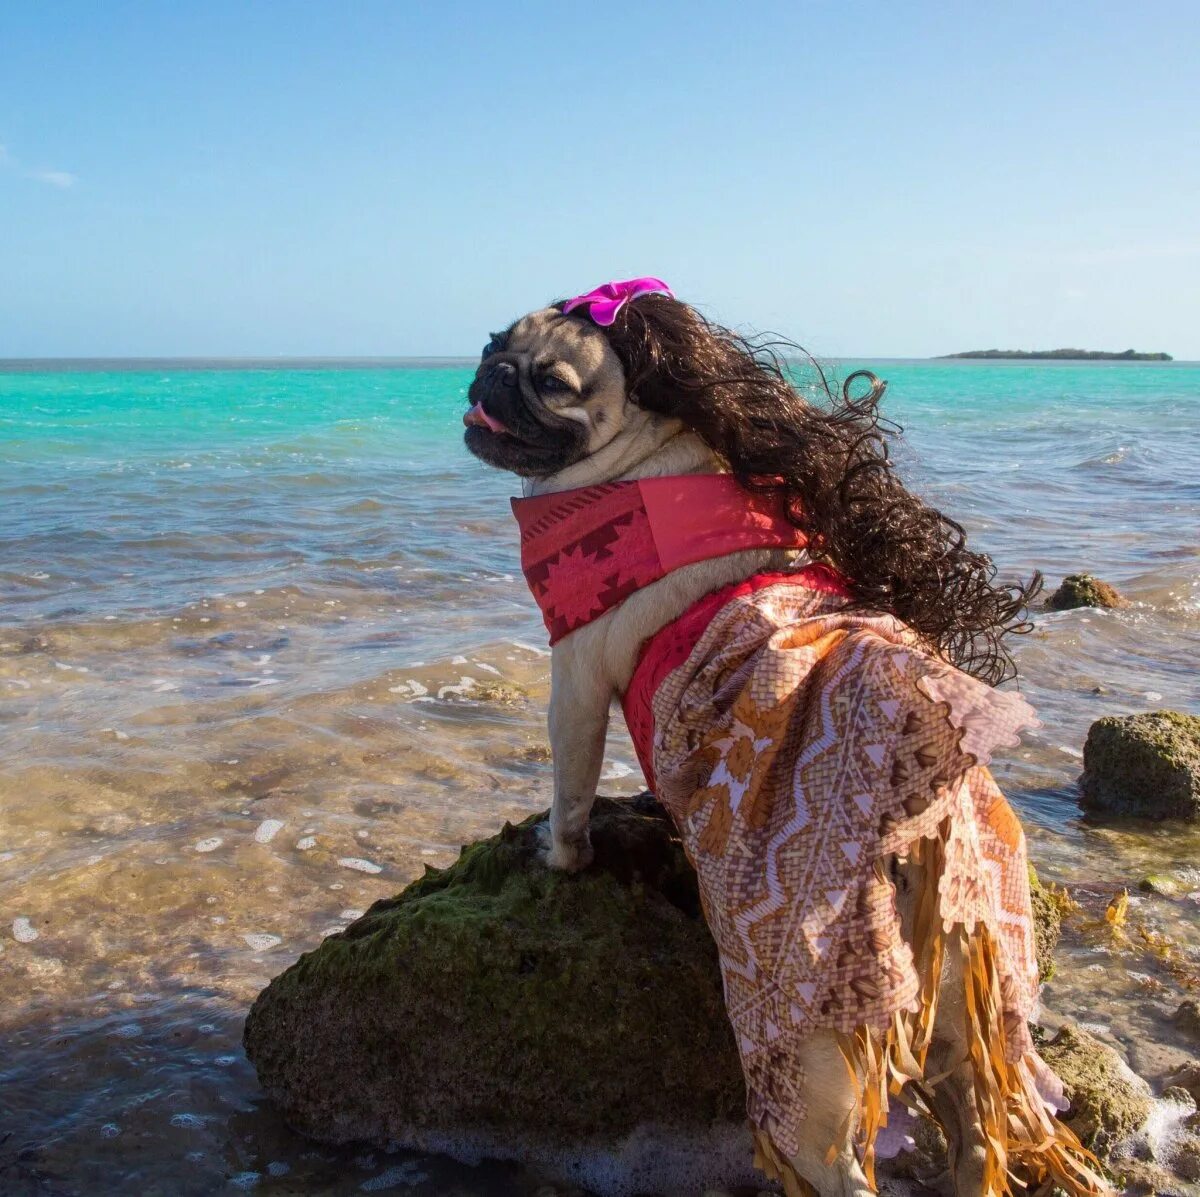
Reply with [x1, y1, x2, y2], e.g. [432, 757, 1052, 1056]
[574, 294, 1040, 686]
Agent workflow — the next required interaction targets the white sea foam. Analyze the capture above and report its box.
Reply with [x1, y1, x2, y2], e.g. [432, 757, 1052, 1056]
[1114, 1093, 1189, 1172]
[600, 760, 635, 781]
[194, 836, 223, 853]
[511, 640, 551, 657]
[296, 836, 317, 850]
[437, 676, 476, 700]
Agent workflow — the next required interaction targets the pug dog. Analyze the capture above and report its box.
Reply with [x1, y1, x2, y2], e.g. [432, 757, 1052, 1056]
[461, 294, 1079, 1197]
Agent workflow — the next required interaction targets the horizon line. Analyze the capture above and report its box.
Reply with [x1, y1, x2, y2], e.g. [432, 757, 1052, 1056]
[0, 353, 1192, 375]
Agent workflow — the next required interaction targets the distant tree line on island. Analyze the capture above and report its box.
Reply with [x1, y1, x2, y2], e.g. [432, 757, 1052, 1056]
[938, 348, 1173, 361]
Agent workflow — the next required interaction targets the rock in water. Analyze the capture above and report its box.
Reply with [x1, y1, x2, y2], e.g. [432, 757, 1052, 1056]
[1045, 573, 1128, 610]
[1038, 1024, 1153, 1154]
[1079, 710, 1200, 819]
[243, 796, 759, 1196]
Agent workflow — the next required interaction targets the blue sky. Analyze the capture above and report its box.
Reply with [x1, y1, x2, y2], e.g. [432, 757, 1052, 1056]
[1, 2, 1197, 358]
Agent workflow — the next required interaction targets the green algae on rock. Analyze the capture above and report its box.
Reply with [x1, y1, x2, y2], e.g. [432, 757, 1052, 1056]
[1028, 864, 1064, 981]
[1046, 573, 1129, 611]
[1038, 1024, 1153, 1154]
[243, 796, 750, 1190]
[1080, 710, 1200, 819]
[1138, 873, 1188, 898]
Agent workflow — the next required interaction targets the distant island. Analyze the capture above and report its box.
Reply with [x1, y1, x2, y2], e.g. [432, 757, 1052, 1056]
[939, 348, 1172, 361]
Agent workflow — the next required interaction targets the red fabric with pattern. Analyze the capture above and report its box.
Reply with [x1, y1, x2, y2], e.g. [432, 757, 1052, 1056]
[622, 565, 851, 788]
[510, 475, 809, 645]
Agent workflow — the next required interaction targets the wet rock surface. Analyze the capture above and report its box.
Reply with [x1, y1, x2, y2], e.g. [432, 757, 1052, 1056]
[1038, 1024, 1154, 1154]
[1080, 710, 1200, 819]
[1028, 864, 1064, 980]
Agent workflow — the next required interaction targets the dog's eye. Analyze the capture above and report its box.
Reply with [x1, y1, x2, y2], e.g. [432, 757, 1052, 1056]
[481, 339, 500, 360]
[539, 374, 569, 394]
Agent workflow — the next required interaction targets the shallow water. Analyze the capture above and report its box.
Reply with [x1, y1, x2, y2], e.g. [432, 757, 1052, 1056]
[1, 358, 1198, 1194]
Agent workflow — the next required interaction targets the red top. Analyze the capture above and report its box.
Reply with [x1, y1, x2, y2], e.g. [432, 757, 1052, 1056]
[510, 474, 809, 645]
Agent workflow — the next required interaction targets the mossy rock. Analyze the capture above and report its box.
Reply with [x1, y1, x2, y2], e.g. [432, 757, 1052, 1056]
[1139, 872, 1187, 898]
[1079, 710, 1200, 819]
[1027, 864, 1063, 981]
[243, 796, 747, 1170]
[1046, 573, 1128, 611]
[1038, 1024, 1152, 1153]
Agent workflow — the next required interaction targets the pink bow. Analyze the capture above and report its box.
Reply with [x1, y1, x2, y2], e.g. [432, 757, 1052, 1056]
[562, 276, 674, 326]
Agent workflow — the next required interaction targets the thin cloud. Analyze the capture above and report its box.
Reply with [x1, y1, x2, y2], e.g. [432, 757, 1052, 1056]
[0, 141, 77, 188]
[28, 167, 76, 188]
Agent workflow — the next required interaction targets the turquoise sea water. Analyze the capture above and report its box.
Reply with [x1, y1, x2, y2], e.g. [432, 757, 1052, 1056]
[1, 358, 1199, 1195]
[3, 358, 1197, 628]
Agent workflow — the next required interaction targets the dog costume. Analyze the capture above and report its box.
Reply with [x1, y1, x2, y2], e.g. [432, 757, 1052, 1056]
[513, 474, 1106, 1196]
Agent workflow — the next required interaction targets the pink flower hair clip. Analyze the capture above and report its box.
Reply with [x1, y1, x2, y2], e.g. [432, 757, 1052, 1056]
[561, 276, 674, 326]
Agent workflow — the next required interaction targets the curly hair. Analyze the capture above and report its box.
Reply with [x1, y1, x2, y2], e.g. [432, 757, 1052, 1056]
[582, 294, 1041, 686]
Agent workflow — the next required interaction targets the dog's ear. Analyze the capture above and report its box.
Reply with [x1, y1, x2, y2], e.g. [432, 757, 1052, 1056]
[594, 294, 708, 412]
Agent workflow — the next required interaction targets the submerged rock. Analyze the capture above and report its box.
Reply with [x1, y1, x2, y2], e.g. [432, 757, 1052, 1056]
[1038, 1024, 1153, 1153]
[244, 796, 1075, 1192]
[1079, 710, 1200, 819]
[1138, 873, 1188, 898]
[1046, 573, 1128, 611]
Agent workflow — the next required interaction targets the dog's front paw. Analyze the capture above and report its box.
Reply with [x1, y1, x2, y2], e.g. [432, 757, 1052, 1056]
[534, 820, 594, 872]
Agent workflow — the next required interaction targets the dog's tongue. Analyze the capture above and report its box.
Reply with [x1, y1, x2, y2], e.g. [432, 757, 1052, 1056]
[463, 403, 509, 435]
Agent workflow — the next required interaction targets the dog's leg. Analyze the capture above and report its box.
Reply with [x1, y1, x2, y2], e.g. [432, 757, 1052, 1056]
[922, 938, 990, 1197]
[540, 639, 611, 871]
[785, 1029, 876, 1197]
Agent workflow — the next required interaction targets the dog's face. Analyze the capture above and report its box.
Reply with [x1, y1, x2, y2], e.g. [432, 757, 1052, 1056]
[462, 307, 631, 478]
